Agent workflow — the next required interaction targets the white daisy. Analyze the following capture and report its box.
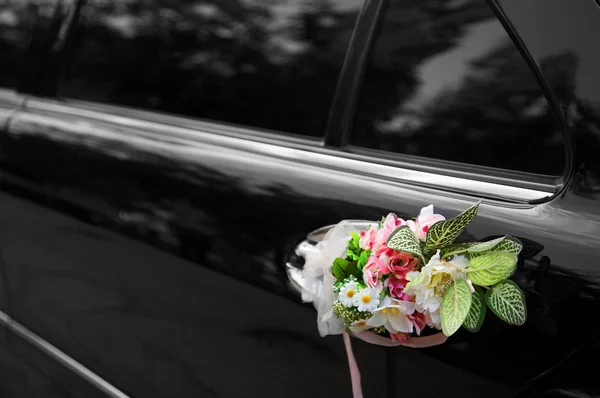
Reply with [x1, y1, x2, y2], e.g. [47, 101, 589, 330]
[353, 287, 380, 312]
[349, 318, 371, 333]
[338, 281, 358, 307]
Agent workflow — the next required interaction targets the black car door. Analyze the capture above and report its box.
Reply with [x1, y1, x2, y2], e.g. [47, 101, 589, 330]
[2, 0, 600, 397]
[1, 2, 117, 397]
[0, 0, 389, 397]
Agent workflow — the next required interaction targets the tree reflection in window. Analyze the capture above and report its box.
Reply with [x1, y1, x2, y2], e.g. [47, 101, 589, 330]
[62, 0, 362, 137]
[352, 0, 565, 175]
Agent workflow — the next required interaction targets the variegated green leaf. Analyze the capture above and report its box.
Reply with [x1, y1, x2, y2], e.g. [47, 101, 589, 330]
[463, 286, 486, 332]
[467, 252, 518, 286]
[491, 236, 523, 255]
[485, 280, 527, 325]
[386, 226, 425, 265]
[425, 201, 481, 249]
[467, 236, 507, 253]
[439, 243, 477, 260]
[440, 237, 506, 259]
[468, 236, 523, 260]
[440, 279, 472, 336]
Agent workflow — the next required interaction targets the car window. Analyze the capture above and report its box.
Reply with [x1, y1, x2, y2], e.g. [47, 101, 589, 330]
[60, 0, 363, 138]
[350, 0, 566, 175]
[0, 0, 71, 93]
[0, 1, 39, 89]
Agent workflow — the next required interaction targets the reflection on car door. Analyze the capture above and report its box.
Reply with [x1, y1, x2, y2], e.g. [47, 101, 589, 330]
[0, 99, 393, 397]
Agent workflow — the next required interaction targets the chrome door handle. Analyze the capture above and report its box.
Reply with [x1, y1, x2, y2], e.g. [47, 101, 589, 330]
[286, 224, 336, 297]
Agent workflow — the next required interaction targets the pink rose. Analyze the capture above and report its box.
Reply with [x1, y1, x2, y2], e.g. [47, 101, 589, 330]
[363, 257, 380, 288]
[392, 252, 419, 277]
[407, 205, 445, 241]
[379, 251, 418, 277]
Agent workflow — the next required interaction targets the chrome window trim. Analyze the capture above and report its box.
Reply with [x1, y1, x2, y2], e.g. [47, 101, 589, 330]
[0, 311, 130, 398]
[22, 98, 556, 203]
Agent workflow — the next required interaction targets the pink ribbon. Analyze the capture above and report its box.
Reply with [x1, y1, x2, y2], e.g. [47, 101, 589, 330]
[342, 331, 448, 398]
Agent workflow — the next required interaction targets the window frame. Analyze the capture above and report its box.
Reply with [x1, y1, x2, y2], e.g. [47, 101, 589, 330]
[24, 95, 557, 204]
[19, 0, 571, 204]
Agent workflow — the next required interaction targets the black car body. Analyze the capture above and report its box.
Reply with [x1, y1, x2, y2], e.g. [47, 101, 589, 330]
[1, 0, 600, 397]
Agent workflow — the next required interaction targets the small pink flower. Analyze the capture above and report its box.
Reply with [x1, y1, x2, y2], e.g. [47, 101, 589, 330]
[373, 213, 406, 250]
[382, 213, 404, 232]
[359, 226, 378, 250]
[407, 205, 445, 241]
[385, 276, 411, 300]
[409, 312, 427, 335]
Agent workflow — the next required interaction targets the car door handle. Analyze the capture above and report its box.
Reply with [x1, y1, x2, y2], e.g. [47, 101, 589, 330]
[286, 224, 337, 298]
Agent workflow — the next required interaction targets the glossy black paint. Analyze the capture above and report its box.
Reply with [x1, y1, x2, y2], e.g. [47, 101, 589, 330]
[0, 0, 599, 398]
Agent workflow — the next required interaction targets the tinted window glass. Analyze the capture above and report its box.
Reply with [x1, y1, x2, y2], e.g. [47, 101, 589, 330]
[0, 0, 70, 92]
[61, 0, 362, 137]
[0, 3, 23, 88]
[351, 0, 565, 175]
[0, 1, 39, 89]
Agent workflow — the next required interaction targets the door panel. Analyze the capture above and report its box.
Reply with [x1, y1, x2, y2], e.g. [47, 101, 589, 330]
[0, 100, 599, 397]
[0, 101, 390, 397]
[0, 191, 382, 398]
[0, 313, 113, 398]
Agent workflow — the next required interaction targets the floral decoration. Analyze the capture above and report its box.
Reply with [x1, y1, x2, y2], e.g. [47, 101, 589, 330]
[328, 202, 527, 338]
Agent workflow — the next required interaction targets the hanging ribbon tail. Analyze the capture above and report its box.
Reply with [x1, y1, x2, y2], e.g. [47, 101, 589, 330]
[343, 332, 448, 398]
[343, 332, 363, 398]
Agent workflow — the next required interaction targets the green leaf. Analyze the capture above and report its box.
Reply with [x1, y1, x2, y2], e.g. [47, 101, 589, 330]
[386, 226, 425, 265]
[440, 279, 473, 336]
[439, 242, 478, 259]
[463, 286, 486, 332]
[347, 261, 359, 277]
[485, 280, 527, 326]
[332, 258, 349, 280]
[467, 252, 518, 286]
[467, 236, 507, 253]
[425, 201, 481, 249]
[357, 250, 370, 270]
[489, 236, 522, 255]
[441, 237, 521, 261]
[332, 257, 361, 281]
[346, 249, 359, 261]
[350, 231, 360, 247]
[468, 236, 523, 260]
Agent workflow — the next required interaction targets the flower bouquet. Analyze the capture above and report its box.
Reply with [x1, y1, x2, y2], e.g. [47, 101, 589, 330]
[302, 202, 526, 396]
